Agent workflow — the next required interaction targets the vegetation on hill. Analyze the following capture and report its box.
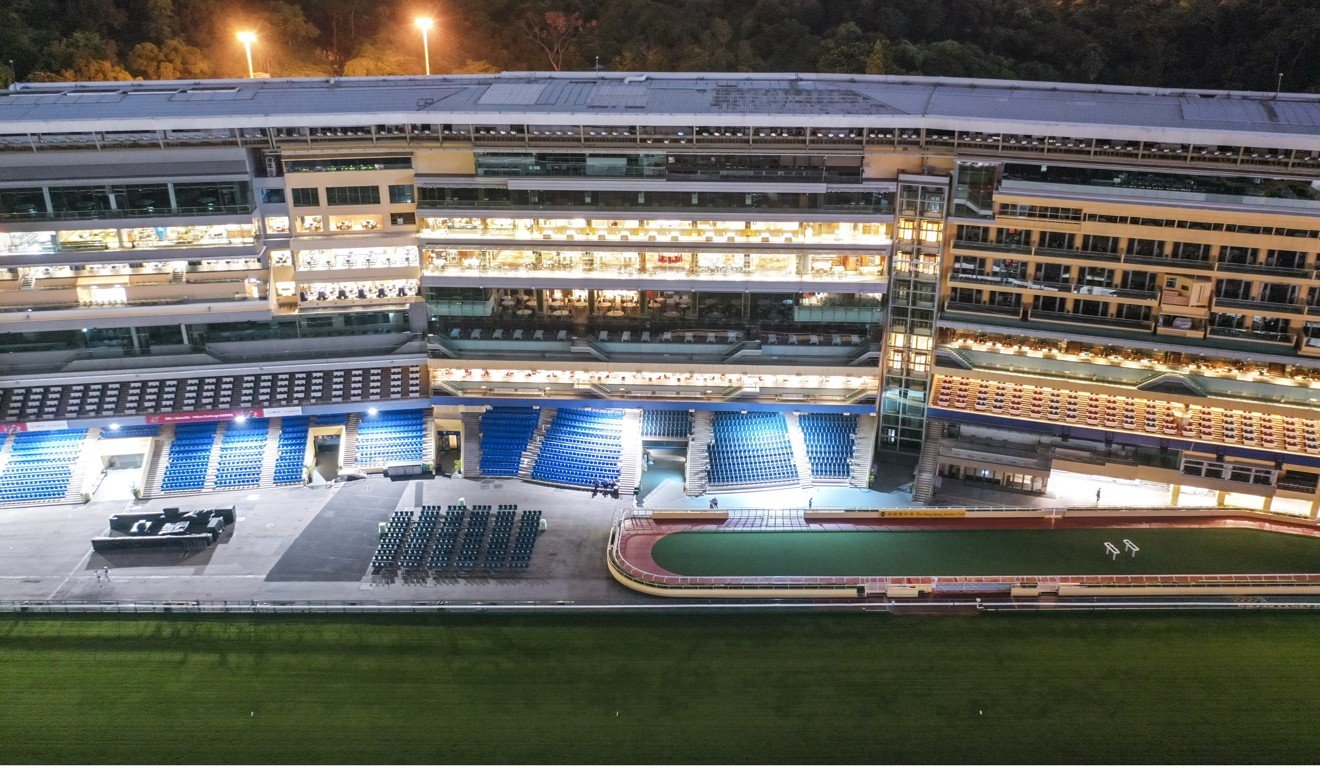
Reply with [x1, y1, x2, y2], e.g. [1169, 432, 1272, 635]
[0, 0, 1315, 92]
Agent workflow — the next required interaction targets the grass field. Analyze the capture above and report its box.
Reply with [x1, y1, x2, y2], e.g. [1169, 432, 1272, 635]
[650, 527, 1320, 577]
[1, 613, 1320, 763]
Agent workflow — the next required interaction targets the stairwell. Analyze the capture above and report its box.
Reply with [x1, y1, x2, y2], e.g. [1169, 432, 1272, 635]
[783, 412, 815, 488]
[421, 411, 437, 468]
[142, 425, 176, 498]
[201, 422, 228, 491]
[912, 418, 945, 503]
[459, 411, 483, 477]
[517, 408, 556, 480]
[63, 427, 101, 503]
[849, 414, 879, 488]
[0, 432, 14, 476]
[617, 409, 644, 493]
[684, 411, 712, 496]
[341, 413, 361, 469]
[257, 417, 283, 487]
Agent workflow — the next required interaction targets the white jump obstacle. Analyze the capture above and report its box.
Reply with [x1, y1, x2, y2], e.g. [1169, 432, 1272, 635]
[1123, 539, 1140, 557]
[1104, 542, 1121, 560]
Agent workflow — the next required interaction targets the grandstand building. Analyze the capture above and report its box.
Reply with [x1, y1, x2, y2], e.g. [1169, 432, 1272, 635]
[0, 72, 1317, 513]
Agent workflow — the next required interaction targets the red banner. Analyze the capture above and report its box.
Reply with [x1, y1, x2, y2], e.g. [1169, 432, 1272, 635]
[145, 409, 263, 425]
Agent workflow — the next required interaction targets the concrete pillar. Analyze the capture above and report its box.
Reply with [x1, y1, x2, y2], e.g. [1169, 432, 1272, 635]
[1261, 496, 1273, 513]
[1215, 490, 1227, 507]
[1309, 497, 1319, 519]
[1169, 483, 1181, 506]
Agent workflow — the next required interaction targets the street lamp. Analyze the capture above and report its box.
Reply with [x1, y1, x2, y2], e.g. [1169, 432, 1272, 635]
[415, 18, 434, 76]
[237, 31, 257, 79]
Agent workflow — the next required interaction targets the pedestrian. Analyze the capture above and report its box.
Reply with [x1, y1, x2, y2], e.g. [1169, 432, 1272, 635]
[808, 497, 814, 509]
[457, 496, 466, 508]
[592, 479, 599, 497]
[1095, 488, 1102, 506]
[711, 497, 719, 509]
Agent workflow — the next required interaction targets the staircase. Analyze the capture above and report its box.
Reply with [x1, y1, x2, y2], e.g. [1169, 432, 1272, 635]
[202, 422, 228, 490]
[684, 411, 712, 496]
[517, 408, 556, 480]
[421, 411, 437, 469]
[142, 425, 176, 498]
[618, 409, 644, 493]
[0, 432, 14, 476]
[783, 412, 815, 488]
[460, 411, 483, 477]
[849, 414, 878, 488]
[912, 418, 945, 503]
[257, 417, 283, 487]
[341, 413, 361, 469]
[63, 427, 102, 503]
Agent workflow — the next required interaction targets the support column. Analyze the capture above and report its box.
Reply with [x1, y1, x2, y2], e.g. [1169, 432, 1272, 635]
[1309, 497, 1319, 519]
[1169, 483, 1181, 506]
[1261, 496, 1273, 513]
[1215, 490, 1227, 507]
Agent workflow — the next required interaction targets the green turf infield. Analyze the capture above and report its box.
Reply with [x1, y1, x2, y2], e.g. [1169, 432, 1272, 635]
[650, 527, 1320, 576]
[1, 613, 1319, 763]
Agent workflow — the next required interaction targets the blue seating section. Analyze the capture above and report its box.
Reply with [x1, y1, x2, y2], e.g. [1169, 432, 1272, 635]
[479, 407, 539, 476]
[641, 409, 692, 439]
[273, 417, 310, 485]
[798, 414, 857, 479]
[707, 412, 798, 486]
[160, 422, 219, 492]
[0, 429, 86, 502]
[214, 419, 269, 489]
[532, 408, 624, 487]
[355, 409, 425, 467]
[102, 424, 159, 438]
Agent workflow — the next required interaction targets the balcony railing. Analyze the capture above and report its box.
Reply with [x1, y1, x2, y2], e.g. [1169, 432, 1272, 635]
[1212, 296, 1305, 314]
[1207, 326, 1297, 345]
[943, 301, 1021, 317]
[0, 204, 253, 223]
[1029, 310, 1153, 331]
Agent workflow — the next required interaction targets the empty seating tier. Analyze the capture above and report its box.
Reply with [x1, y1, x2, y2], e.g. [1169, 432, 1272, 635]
[532, 408, 625, 488]
[273, 417, 311, 485]
[479, 407, 540, 476]
[0, 429, 87, 502]
[798, 414, 857, 479]
[214, 419, 269, 489]
[707, 412, 798, 487]
[641, 409, 693, 440]
[160, 422, 219, 492]
[354, 409, 426, 467]
[0, 365, 425, 423]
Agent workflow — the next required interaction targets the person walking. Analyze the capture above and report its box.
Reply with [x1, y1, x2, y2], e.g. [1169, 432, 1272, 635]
[808, 497, 814, 509]
[1095, 488, 1102, 506]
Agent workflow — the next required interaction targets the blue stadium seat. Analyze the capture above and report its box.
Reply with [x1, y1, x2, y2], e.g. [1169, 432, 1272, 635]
[354, 409, 426, 467]
[479, 407, 539, 476]
[641, 409, 692, 439]
[160, 422, 219, 492]
[531, 408, 624, 488]
[273, 417, 310, 485]
[706, 412, 798, 487]
[798, 413, 858, 479]
[214, 419, 269, 489]
[0, 428, 87, 502]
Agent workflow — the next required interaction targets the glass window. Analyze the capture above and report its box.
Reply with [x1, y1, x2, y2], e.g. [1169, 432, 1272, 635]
[325, 185, 381, 206]
[292, 188, 320, 207]
[389, 184, 415, 204]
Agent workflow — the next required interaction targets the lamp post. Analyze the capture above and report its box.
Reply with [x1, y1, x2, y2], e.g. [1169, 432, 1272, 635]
[237, 31, 257, 79]
[415, 18, 434, 76]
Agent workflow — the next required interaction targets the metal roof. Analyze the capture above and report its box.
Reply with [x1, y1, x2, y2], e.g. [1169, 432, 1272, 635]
[1, 72, 1318, 148]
